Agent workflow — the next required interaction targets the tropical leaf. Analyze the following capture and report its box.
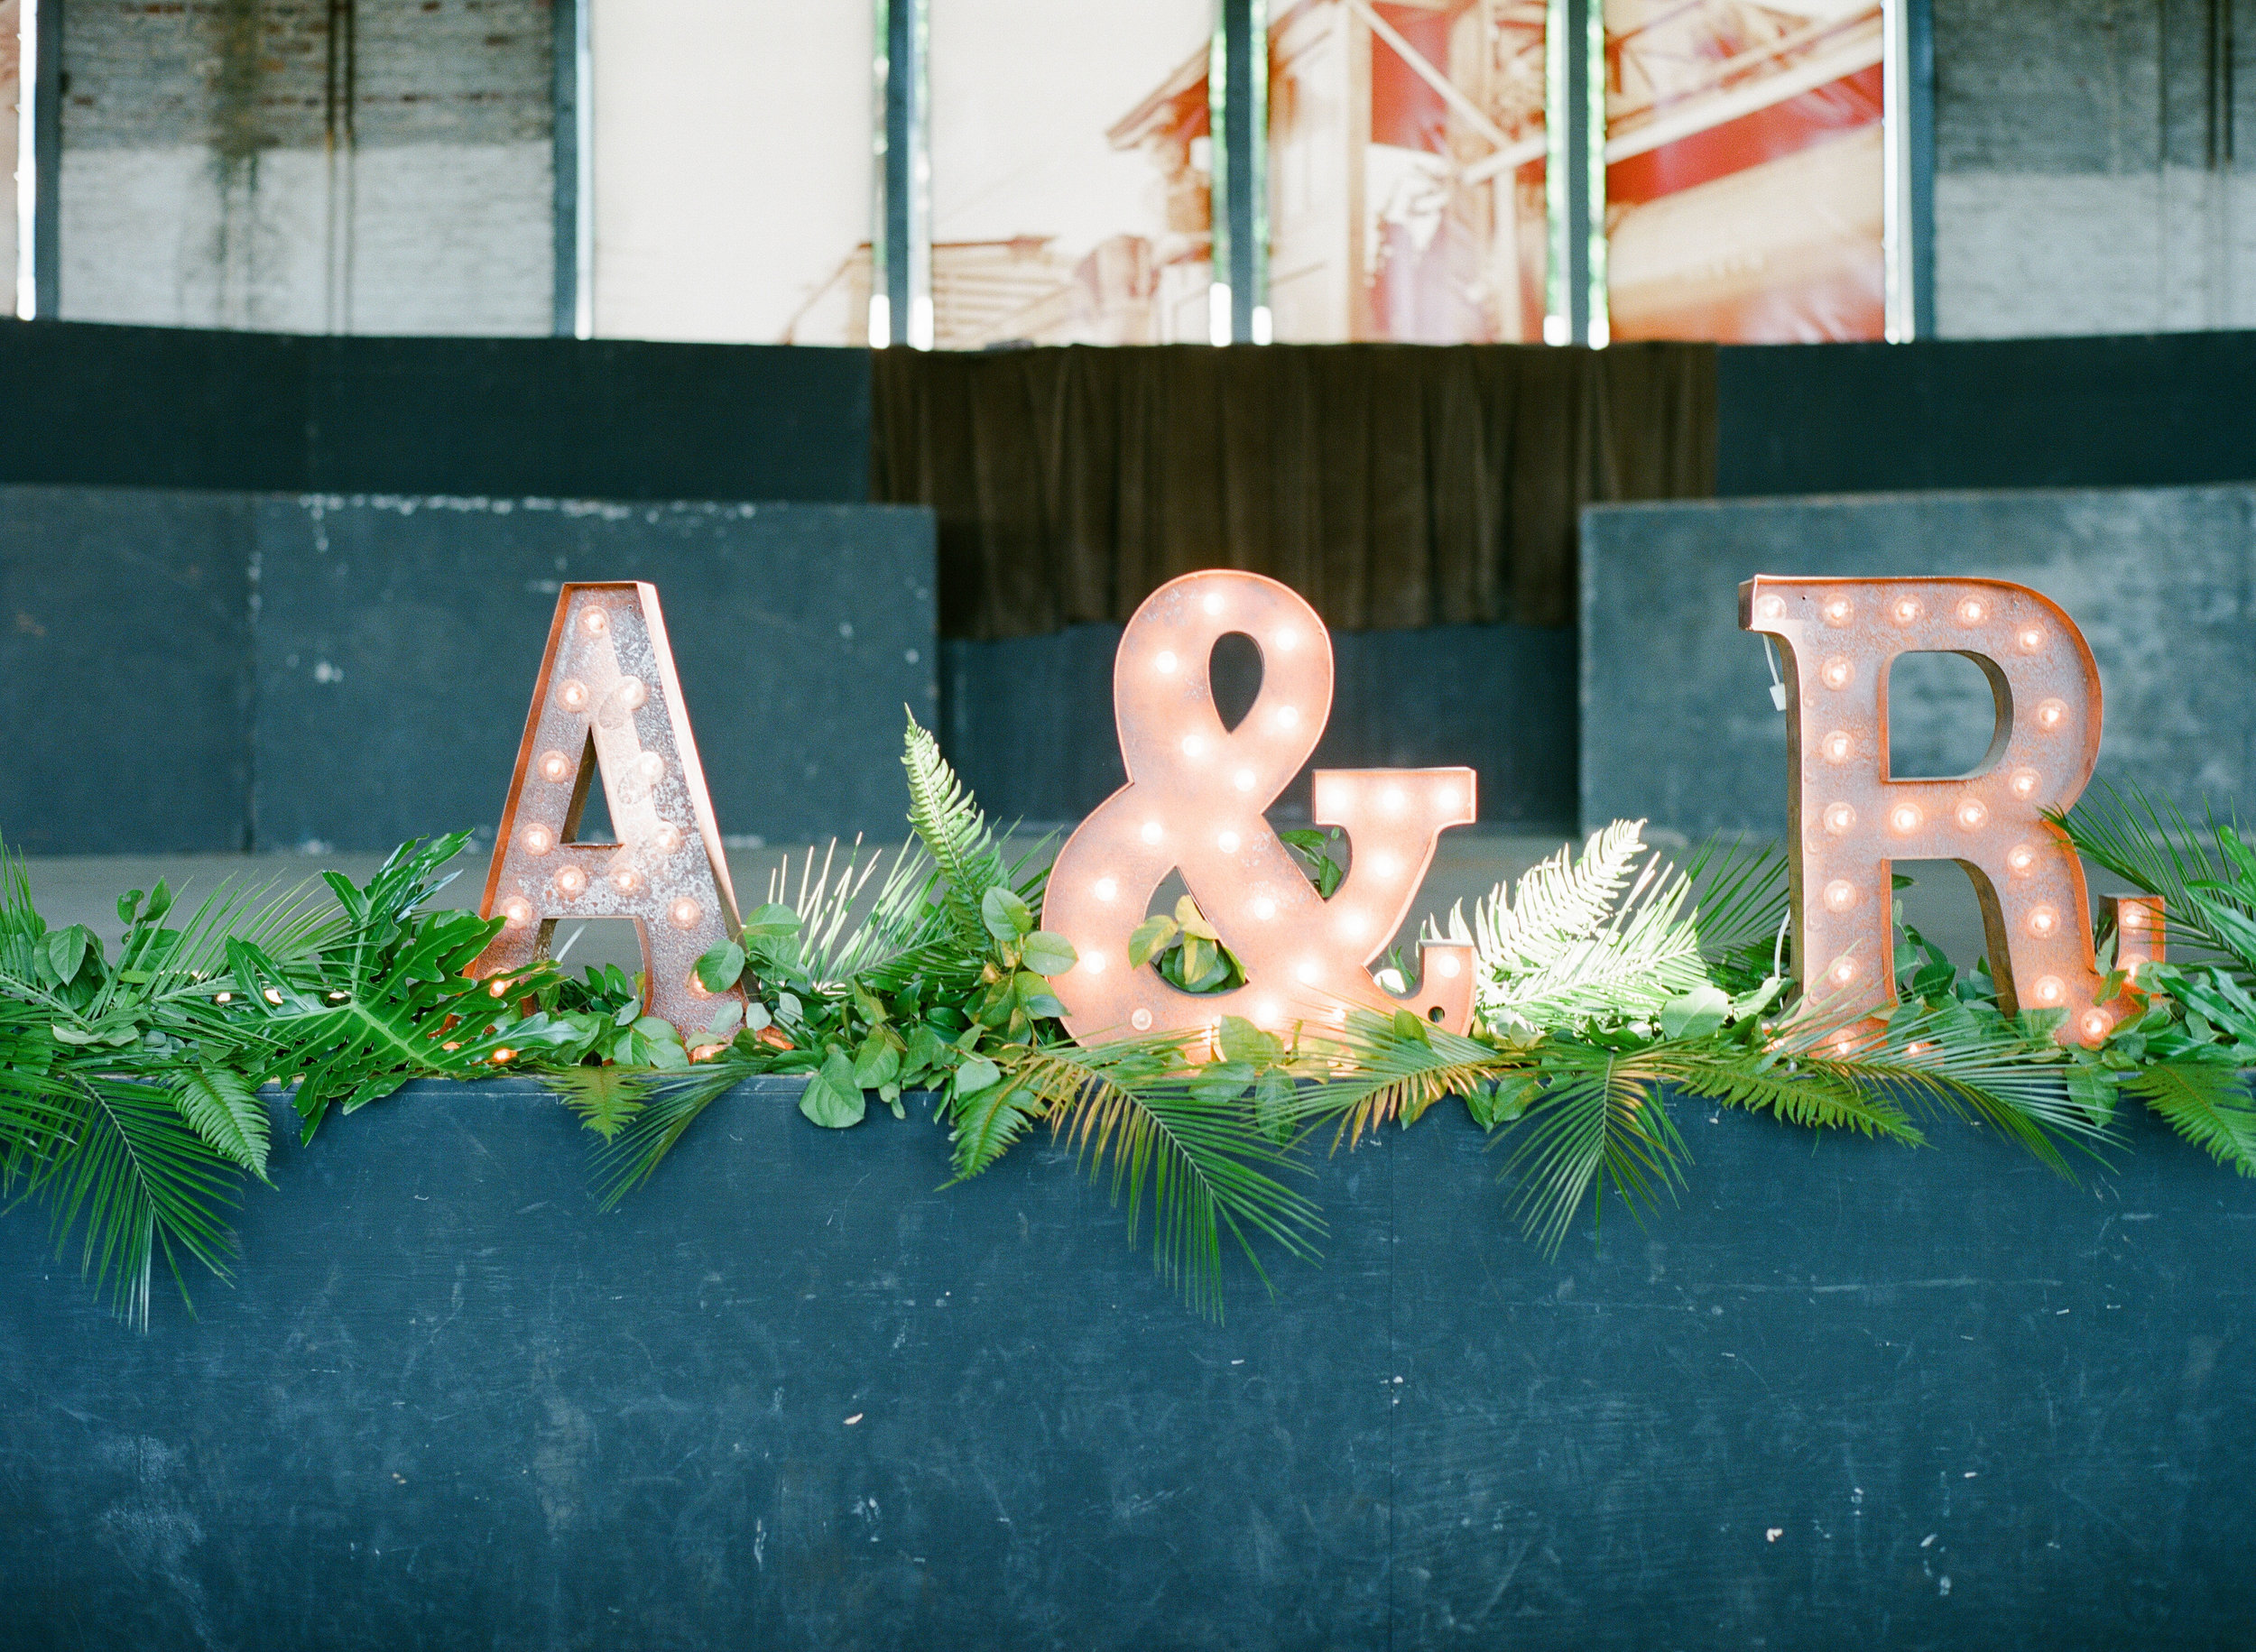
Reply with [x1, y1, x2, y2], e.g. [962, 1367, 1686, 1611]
[2054, 783, 2245, 969]
[2123, 1060, 2256, 1176]
[586, 1066, 744, 1209]
[541, 1065, 654, 1142]
[902, 713, 1009, 951]
[170, 1066, 272, 1181]
[1496, 1044, 1691, 1255]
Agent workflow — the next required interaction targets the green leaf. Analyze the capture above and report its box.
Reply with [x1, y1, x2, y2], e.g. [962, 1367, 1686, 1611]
[1012, 972, 1067, 1021]
[46, 926, 89, 987]
[1127, 915, 1178, 968]
[852, 1029, 903, 1091]
[799, 1049, 867, 1129]
[1217, 1015, 1282, 1067]
[982, 883, 1034, 943]
[542, 1066, 652, 1142]
[949, 1083, 1043, 1179]
[1174, 895, 1218, 940]
[1658, 984, 1731, 1041]
[1021, 930, 1079, 977]
[740, 903, 801, 940]
[954, 1054, 1002, 1097]
[171, 1066, 272, 1181]
[694, 941, 746, 994]
[901, 1021, 950, 1082]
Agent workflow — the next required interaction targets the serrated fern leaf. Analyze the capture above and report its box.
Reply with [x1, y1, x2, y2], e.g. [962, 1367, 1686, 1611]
[541, 1066, 655, 1142]
[2126, 1060, 2256, 1176]
[903, 714, 1006, 949]
[948, 1082, 1044, 1180]
[171, 1066, 272, 1180]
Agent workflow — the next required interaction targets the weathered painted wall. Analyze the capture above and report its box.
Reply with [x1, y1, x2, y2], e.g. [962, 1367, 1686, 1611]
[1934, 0, 2256, 337]
[60, 0, 554, 333]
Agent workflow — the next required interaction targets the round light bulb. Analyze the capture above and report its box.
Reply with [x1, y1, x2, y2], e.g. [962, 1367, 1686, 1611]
[2027, 904, 2059, 937]
[500, 897, 533, 928]
[1153, 651, 1178, 675]
[2035, 697, 2067, 730]
[522, 824, 555, 855]
[1202, 592, 1225, 616]
[651, 822, 685, 854]
[1140, 821, 1163, 844]
[1272, 628, 1299, 653]
[1891, 596, 1923, 625]
[1823, 803, 1856, 835]
[1131, 1008, 1154, 1031]
[633, 752, 663, 783]
[558, 678, 590, 711]
[1084, 952, 1107, 974]
[1181, 734, 1205, 758]
[1338, 910, 1369, 940]
[1821, 597, 1853, 626]
[539, 749, 573, 782]
[1094, 876, 1118, 901]
[1436, 952, 1462, 978]
[556, 865, 588, 896]
[617, 678, 649, 710]
[1828, 956, 1858, 985]
[1295, 958, 1321, 984]
[1891, 803, 1923, 834]
[2006, 843, 2037, 875]
[1956, 800, 1988, 830]
[1234, 769, 1256, 792]
[1217, 830, 1240, 853]
[669, 897, 701, 929]
[2121, 905, 2147, 931]
[2009, 768, 2041, 798]
[1432, 780, 1459, 810]
[1956, 597, 1987, 625]
[1372, 852, 1401, 877]
[2015, 626, 2044, 653]
[1252, 897, 1275, 920]
[2079, 1008, 2111, 1041]
[1274, 705, 1299, 729]
[1820, 657, 1854, 690]
[1381, 786, 1406, 813]
[579, 607, 608, 635]
[1821, 730, 1853, 763]
[1822, 879, 1857, 912]
[2031, 974, 2066, 1005]
[612, 868, 643, 895]
[1753, 595, 1785, 622]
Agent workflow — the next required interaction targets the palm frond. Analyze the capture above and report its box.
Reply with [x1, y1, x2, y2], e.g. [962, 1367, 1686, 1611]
[586, 1066, 745, 1209]
[1297, 1012, 1517, 1145]
[769, 835, 948, 991]
[1496, 1045, 1689, 1255]
[2123, 1060, 2256, 1177]
[1680, 835, 1790, 960]
[1003, 1039, 1326, 1319]
[2054, 783, 2243, 968]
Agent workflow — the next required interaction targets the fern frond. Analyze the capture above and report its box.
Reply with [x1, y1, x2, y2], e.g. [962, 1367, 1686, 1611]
[902, 713, 1006, 950]
[541, 1066, 657, 1142]
[2123, 1060, 2256, 1176]
[170, 1066, 273, 1181]
[1471, 819, 1647, 971]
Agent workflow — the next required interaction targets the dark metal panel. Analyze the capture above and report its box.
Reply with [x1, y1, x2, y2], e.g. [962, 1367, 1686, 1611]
[252, 496, 937, 851]
[0, 484, 254, 852]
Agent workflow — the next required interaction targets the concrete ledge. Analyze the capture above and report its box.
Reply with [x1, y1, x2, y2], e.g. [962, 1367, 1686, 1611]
[1, 1077, 2251, 1647]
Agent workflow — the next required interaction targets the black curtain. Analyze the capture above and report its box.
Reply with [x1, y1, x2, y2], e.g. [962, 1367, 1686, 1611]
[871, 341, 1717, 641]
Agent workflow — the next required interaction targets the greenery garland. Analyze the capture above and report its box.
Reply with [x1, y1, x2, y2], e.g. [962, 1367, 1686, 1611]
[1, 722, 2250, 1328]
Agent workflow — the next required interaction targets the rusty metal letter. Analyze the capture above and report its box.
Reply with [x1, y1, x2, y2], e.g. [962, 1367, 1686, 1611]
[471, 582, 746, 1034]
[1041, 570, 1475, 1051]
[1742, 574, 2139, 1044]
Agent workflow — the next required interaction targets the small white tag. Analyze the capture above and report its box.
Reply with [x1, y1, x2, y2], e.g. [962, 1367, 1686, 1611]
[1770, 682, 1788, 711]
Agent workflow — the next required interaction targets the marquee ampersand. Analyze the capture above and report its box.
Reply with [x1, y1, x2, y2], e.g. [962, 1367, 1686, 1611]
[471, 582, 747, 1037]
[1742, 574, 2154, 1045]
[1042, 570, 1476, 1050]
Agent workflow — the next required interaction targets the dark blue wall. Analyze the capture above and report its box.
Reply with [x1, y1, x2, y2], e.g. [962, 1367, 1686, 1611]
[0, 1078, 2249, 1649]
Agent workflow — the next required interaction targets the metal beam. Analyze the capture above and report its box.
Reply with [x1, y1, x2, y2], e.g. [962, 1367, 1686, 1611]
[875, 0, 929, 349]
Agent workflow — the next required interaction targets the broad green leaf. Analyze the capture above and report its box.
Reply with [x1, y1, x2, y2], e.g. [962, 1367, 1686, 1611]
[799, 1049, 867, 1129]
[853, 1030, 903, 1091]
[694, 941, 746, 994]
[982, 885, 1033, 942]
[1659, 984, 1731, 1041]
[1127, 915, 1177, 967]
[741, 903, 800, 940]
[954, 1054, 1002, 1096]
[1217, 1015, 1281, 1067]
[1174, 895, 1218, 940]
[1021, 930, 1079, 977]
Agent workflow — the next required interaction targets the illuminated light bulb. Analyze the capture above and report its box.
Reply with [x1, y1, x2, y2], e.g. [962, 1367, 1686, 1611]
[556, 865, 588, 896]
[1956, 596, 1987, 624]
[1890, 803, 1923, 834]
[538, 749, 573, 782]
[1906, 1040, 1933, 1056]
[500, 896, 534, 927]
[488, 979, 510, 999]
[1337, 910, 1370, 940]
[650, 822, 685, 854]
[1181, 734, 1206, 758]
[579, 607, 608, 636]
[1822, 879, 1858, 912]
[617, 678, 649, 710]
[491, 1047, 518, 1065]
[2008, 768, 2041, 799]
[2034, 697, 2068, 731]
[1140, 820, 1163, 844]
[1234, 768, 1256, 792]
[1432, 780, 1459, 810]
[2121, 906, 2148, 930]
[1820, 596, 1854, 626]
[1891, 595, 1923, 625]
[1202, 592, 1226, 616]
[1217, 830, 1241, 853]
[1828, 956, 1859, 985]
[522, 824, 555, 855]
[1819, 657, 1854, 690]
[1823, 803, 1857, 835]
[263, 987, 284, 1006]
[1153, 650, 1179, 675]
[558, 678, 590, 711]
[689, 1043, 726, 1063]
[1252, 896, 1276, 920]
[2015, 626, 2044, 654]
[1131, 1008, 1154, 1031]
[1372, 852, 1401, 877]
[612, 868, 643, 895]
[1821, 730, 1854, 763]
[1295, 958, 1321, 983]
[1093, 876, 1119, 901]
[213, 990, 234, 1004]
[633, 752, 664, 783]
[2006, 843, 2037, 876]
[2031, 975, 2066, 1005]
[1272, 628, 1299, 653]
[1085, 952, 1107, 974]
[1753, 594, 1785, 622]
[2026, 904, 2060, 938]
[1381, 786, 1406, 814]
[685, 972, 713, 1000]
[1956, 799, 1989, 830]
[2079, 1008, 2111, 1042]
[1274, 705, 1299, 730]
[669, 897, 702, 930]
[1436, 952, 1462, 978]
[1253, 998, 1282, 1026]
